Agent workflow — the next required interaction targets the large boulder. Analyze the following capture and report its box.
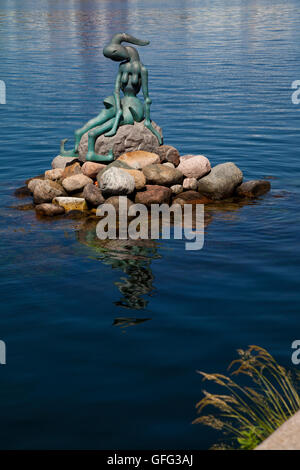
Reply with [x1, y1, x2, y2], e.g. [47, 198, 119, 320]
[99, 167, 135, 197]
[183, 177, 198, 191]
[236, 180, 271, 198]
[83, 183, 105, 207]
[61, 162, 82, 180]
[51, 155, 79, 169]
[177, 154, 211, 179]
[27, 178, 44, 193]
[97, 160, 133, 182]
[101, 196, 134, 215]
[62, 174, 93, 193]
[117, 150, 160, 169]
[173, 190, 211, 205]
[78, 120, 163, 162]
[35, 203, 65, 216]
[155, 145, 180, 166]
[119, 169, 146, 190]
[82, 162, 106, 179]
[33, 180, 66, 204]
[45, 168, 64, 181]
[135, 185, 172, 206]
[53, 197, 88, 212]
[26, 174, 44, 186]
[197, 162, 243, 200]
[142, 164, 184, 187]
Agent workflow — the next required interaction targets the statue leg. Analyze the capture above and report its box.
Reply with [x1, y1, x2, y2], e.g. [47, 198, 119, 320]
[86, 118, 116, 163]
[60, 108, 115, 157]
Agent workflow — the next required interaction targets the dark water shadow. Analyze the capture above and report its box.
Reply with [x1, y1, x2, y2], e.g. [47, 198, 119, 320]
[76, 216, 161, 311]
[113, 317, 151, 330]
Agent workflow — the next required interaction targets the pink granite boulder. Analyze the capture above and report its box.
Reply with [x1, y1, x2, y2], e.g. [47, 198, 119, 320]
[177, 154, 211, 179]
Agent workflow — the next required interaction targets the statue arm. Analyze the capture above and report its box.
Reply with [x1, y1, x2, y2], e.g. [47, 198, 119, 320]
[141, 66, 162, 144]
[141, 66, 151, 122]
[104, 70, 123, 137]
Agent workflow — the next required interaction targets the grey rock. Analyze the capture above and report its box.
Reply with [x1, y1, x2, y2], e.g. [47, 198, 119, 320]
[51, 155, 79, 169]
[99, 167, 135, 197]
[183, 177, 198, 191]
[236, 180, 271, 198]
[197, 162, 243, 200]
[119, 169, 146, 190]
[78, 120, 163, 162]
[28, 178, 44, 193]
[170, 184, 183, 195]
[33, 180, 66, 204]
[83, 183, 105, 207]
[142, 164, 184, 187]
[45, 168, 64, 181]
[62, 174, 93, 193]
[35, 203, 65, 216]
[97, 160, 133, 183]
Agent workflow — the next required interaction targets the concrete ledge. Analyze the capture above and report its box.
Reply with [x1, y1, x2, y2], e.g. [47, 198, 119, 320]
[256, 410, 300, 450]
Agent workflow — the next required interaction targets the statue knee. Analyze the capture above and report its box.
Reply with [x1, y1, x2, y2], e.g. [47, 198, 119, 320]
[88, 130, 97, 139]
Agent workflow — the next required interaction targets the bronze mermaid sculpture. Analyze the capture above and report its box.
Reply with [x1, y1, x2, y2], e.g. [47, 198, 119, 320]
[60, 33, 162, 162]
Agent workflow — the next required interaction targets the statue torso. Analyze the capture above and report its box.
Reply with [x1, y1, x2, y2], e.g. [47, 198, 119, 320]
[119, 61, 142, 96]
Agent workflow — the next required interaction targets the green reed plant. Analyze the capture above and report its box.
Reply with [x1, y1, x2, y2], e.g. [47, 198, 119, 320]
[193, 346, 300, 450]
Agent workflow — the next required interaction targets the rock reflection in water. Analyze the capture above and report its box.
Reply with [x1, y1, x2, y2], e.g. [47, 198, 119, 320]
[76, 217, 160, 310]
[204, 196, 260, 223]
[75, 197, 260, 309]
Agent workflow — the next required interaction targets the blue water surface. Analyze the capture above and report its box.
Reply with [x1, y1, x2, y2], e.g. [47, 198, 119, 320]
[0, 0, 300, 449]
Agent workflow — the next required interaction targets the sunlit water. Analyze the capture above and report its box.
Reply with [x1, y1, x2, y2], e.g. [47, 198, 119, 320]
[0, 0, 300, 449]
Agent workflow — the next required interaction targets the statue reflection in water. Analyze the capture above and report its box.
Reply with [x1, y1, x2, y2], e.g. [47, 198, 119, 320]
[76, 217, 160, 313]
[74, 197, 250, 320]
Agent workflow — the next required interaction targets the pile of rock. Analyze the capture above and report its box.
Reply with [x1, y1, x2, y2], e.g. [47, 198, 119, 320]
[23, 145, 271, 217]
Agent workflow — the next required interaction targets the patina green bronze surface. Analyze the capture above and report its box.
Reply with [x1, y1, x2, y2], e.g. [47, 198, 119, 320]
[60, 33, 162, 162]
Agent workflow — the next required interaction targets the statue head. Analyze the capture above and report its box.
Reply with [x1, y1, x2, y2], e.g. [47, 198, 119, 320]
[103, 33, 149, 62]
